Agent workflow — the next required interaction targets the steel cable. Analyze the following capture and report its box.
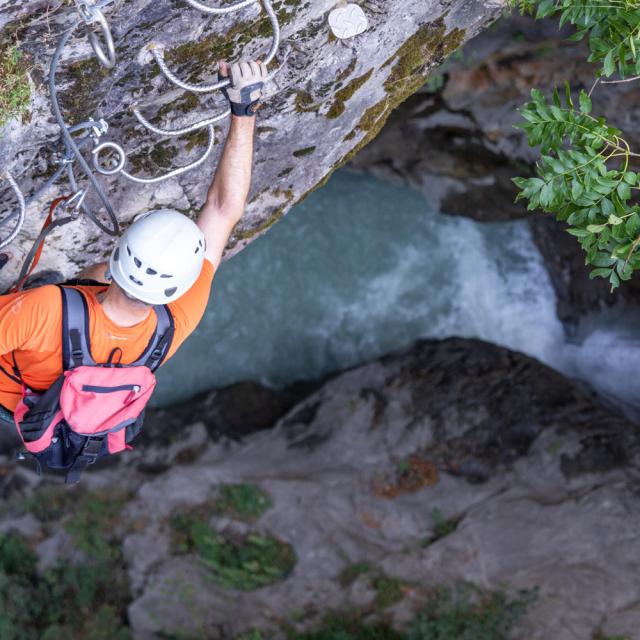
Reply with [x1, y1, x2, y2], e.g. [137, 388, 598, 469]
[49, 23, 120, 236]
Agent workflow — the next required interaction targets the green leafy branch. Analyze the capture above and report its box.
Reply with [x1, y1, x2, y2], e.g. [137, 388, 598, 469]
[511, 0, 640, 79]
[510, 0, 640, 289]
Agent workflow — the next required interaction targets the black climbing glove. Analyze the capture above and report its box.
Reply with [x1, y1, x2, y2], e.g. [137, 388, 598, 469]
[219, 60, 268, 117]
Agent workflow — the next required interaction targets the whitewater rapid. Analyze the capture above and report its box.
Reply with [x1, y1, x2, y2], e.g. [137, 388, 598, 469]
[154, 171, 640, 418]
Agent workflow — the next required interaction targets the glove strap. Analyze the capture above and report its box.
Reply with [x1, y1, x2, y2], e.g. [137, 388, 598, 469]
[230, 101, 261, 117]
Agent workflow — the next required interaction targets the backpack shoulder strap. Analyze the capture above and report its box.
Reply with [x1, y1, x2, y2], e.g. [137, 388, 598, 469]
[59, 286, 97, 370]
[132, 304, 175, 372]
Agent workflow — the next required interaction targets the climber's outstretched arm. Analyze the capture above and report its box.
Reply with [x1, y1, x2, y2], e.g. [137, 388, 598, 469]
[198, 114, 256, 269]
[198, 59, 267, 269]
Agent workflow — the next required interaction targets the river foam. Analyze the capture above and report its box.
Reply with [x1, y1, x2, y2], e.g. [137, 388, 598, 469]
[154, 171, 639, 418]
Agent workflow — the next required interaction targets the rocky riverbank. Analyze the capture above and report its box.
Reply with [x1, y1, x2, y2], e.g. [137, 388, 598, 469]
[0, 337, 638, 639]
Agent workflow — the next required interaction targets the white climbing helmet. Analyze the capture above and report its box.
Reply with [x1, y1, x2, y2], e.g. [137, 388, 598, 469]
[109, 209, 205, 305]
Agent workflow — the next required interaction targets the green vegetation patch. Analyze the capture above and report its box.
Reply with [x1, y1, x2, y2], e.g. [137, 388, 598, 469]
[511, 0, 640, 289]
[422, 508, 462, 546]
[326, 69, 374, 119]
[61, 58, 110, 121]
[285, 615, 403, 640]
[406, 586, 534, 640]
[0, 45, 30, 128]
[339, 561, 373, 587]
[0, 489, 131, 640]
[282, 585, 533, 640]
[297, 18, 466, 207]
[371, 574, 406, 609]
[213, 483, 273, 522]
[170, 510, 296, 591]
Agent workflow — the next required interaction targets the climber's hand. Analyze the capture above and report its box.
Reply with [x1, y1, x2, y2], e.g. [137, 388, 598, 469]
[219, 59, 268, 117]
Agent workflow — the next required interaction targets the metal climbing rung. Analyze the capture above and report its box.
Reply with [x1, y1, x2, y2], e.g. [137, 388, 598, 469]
[1, 0, 288, 258]
[120, 125, 217, 184]
[76, 1, 117, 69]
[183, 0, 260, 15]
[132, 106, 231, 137]
[146, 0, 280, 94]
[0, 173, 26, 250]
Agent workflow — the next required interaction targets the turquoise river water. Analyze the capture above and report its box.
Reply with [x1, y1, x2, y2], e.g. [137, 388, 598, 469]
[154, 170, 640, 418]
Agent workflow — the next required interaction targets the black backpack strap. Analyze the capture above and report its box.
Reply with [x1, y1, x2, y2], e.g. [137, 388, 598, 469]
[59, 286, 97, 370]
[131, 304, 175, 372]
[65, 436, 105, 485]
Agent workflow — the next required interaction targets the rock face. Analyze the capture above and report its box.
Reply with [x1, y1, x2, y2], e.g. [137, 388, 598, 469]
[1, 337, 638, 639]
[0, 0, 504, 291]
[350, 14, 640, 319]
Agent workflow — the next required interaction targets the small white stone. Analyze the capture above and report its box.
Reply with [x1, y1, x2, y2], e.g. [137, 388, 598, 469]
[328, 4, 368, 40]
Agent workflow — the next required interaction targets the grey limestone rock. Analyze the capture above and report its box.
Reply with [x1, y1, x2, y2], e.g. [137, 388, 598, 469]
[0, 0, 506, 290]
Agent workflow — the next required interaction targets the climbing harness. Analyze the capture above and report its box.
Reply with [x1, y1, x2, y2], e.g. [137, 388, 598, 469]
[0, 0, 286, 283]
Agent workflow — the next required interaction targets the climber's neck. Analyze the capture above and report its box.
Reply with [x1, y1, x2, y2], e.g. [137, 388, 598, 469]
[97, 284, 152, 328]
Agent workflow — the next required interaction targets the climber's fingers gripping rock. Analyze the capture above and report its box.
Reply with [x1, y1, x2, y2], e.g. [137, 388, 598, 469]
[219, 59, 268, 117]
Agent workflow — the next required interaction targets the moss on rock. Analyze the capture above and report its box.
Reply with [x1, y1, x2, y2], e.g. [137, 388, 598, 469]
[293, 146, 316, 157]
[326, 69, 374, 120]
[0, 45, 30, 128]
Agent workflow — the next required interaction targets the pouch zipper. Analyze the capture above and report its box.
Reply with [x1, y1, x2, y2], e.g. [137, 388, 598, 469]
[81, 384, 141, 393]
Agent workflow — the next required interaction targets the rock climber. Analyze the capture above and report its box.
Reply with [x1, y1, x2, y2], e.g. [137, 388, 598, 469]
[0, 60, 267, 466]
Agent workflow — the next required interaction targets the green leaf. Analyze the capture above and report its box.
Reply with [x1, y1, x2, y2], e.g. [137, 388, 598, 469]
[626, 212, 640, 236]
[591, 253, 616, 267]
[604, 50, 616, 77]
[564, 80, 574, 108]
[623, 172, 637, 185]
[616, 182, 631, 201]
[567, 210, 586, 225]
[536, 0, 556, 19]
[609, 270, 621, 290]
[579, 90, 592, 114]
[571, 181, 584, 201]
[567, 228, 593, 237]
[608, 213, 623, 225]
[540, 182, 554, 208]
[602, 198, 615, 217]
[617, 261, 634, 280]
[587, 224, 607, 233]
[589, 267, 613, 279]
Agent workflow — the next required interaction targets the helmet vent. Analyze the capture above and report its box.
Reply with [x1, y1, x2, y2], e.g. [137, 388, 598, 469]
[194, 247, 200, 254]
[146, 268, 157, 275]
[129, 275, 144, 286]
[126, 245, 132, 257]
[164, 287, 178, 298]
[113, 247, 120, 262]
[134, 257, 142, 268]
[160, 274, 173, 279]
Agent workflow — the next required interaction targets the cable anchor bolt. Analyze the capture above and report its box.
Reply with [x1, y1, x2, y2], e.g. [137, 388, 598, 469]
[76, 1, 116, 70]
